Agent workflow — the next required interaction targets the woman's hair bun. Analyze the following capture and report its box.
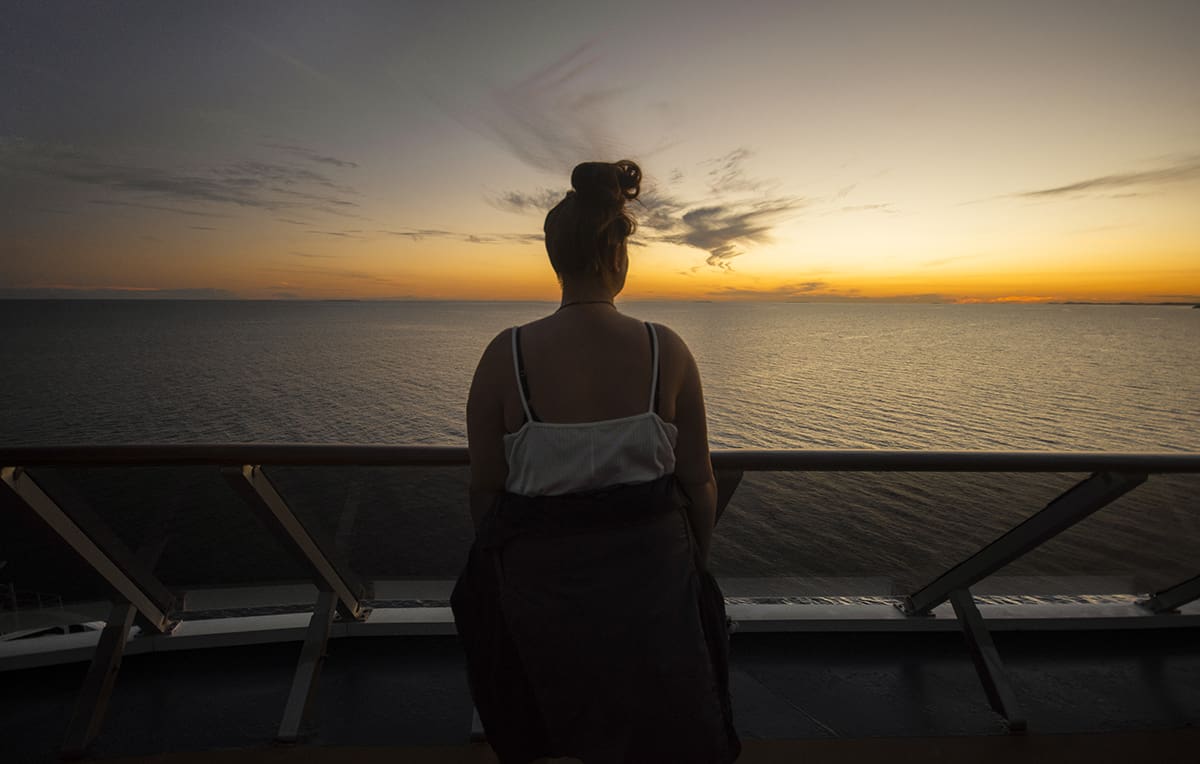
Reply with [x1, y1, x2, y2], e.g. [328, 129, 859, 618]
[570, 159, 641, 206]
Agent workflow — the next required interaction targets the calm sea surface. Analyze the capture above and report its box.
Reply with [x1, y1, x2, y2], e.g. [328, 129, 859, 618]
[1, 300, 1197, 595]
[2, 300, 1197, 450]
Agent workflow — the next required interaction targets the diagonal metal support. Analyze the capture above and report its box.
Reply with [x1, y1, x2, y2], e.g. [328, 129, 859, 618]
[714, 469, 743, 524]
[902, 471, 1147, 616]
[1, 467, 176, 632]
[60, 601, 137, 759]
[221, 465, 366, 620]
[1143, 574, 1200, 614]
[949, 588, 1026, 733]
[277, 590, 338, 743]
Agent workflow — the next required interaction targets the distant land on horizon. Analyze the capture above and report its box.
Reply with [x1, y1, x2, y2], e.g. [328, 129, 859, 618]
[1051, 301, 1200, 306]
[1, 295, 1199, 307]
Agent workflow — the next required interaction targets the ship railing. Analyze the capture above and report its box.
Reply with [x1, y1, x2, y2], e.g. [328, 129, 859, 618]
[2, 445, 1199, 748]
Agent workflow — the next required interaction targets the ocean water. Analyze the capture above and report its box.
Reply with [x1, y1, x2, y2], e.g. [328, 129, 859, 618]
[1, 300, 1198, 596]
[2, 300, 1197, 450]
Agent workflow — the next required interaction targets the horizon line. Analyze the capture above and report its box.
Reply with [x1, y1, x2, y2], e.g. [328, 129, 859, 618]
[1, 296, 1197, 306]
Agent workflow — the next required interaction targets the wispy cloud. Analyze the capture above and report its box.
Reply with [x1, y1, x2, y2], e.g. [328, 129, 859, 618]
[88, 199, 230, 218]
[704, 149, 773, 194]
[380, 228, 542, 245]
[432, 43, 813, 271]
[431, 42, 666, 177]
[307, 229, 366, 239]
[840, 203, 897, 214]
[474, 43, 621, 174]
[263, 143, 359, 169]
[236, 29, 343, 93]
[0, 285, 238, 299]
[1013, 156, 1200, 198]
[708, 281, 830, 298]
[489, 148, 807, 271]
[261, 264, 407, 287]
[488, 189, 565, 215]
[663, 198, 803, 270]
[2, 137, 361, 218]
[703, 283, 963, 303]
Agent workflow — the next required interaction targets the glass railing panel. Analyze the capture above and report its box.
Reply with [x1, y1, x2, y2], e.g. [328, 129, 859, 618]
[24, 466, 309, 592]
[713, 470, 1083, 596]
[9, 461, 1194, 620]
[266, 465, 474, 582]
[982, 473, 1200, 595]
[1, 483, 115, 635]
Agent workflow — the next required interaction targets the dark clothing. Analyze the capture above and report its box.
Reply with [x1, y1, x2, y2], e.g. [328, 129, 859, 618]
[451, 476, 740, 763]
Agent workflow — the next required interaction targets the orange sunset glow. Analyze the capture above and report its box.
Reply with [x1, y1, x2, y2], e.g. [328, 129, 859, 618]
[2, 2, 1198, 304]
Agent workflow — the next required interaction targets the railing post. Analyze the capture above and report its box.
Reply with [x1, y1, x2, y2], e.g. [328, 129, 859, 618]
[277, 591, 338, 743]
[949, 589, 1026, 732]
[60, 601, 138, 759]
[57, 516, 174, 758]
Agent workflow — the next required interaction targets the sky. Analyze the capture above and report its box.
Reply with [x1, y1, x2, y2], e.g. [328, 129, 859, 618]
[2, 0, 1199, 303]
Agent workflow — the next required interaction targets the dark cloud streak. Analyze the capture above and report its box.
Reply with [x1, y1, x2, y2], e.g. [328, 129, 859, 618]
[263, 143, 359, 169]
[89, 199, 230, 218]
[3, 139, 361, 218]
[0, 286, 238, 299]
[1015, 157, 1200, 198]
[306, 229, 365, 239]
[380, 228, 542, 245]
[709, 281, 829, 298]
[489, 189, 564, 214]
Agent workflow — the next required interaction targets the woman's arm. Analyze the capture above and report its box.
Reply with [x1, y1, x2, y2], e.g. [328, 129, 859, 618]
[466, 331, 511, 528]
[664, 328, 717, 566]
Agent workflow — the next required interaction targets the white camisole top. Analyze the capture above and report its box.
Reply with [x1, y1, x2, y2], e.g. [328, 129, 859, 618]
[503, 322, 679, 497]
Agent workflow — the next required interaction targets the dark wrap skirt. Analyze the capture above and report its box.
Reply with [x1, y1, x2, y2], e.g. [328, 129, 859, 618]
[450, 476, 740, 764]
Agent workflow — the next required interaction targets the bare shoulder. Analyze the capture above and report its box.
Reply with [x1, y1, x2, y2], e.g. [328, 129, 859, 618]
[472, 328, 515, 385]
[482, 327, 513, 359]
[649, 322, 696, 366]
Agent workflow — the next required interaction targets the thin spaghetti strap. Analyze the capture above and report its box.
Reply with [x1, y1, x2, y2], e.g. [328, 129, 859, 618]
[645, 322, 660, 413]
[511, 327, 535, 423]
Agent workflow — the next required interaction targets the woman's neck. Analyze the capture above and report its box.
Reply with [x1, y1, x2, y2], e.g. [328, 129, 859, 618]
[559, 282, 617, 308]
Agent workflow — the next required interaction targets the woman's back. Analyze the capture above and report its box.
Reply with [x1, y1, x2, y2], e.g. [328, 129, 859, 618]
[501, 305, 678, 429]
[505, 306, 678, 496]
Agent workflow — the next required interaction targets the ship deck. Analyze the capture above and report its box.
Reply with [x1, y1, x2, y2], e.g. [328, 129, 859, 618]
[4, 627, 1199, 762]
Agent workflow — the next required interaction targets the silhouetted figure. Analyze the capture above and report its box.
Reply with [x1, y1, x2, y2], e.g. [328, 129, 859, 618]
[452, 160, 739, 763]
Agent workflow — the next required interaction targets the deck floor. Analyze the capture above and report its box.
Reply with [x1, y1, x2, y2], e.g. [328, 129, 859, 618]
[3, 628, 1198, 762]
[94, 730, 1200, 764]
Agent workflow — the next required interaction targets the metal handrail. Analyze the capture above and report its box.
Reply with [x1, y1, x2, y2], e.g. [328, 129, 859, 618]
[2, 444, 1200, 472]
